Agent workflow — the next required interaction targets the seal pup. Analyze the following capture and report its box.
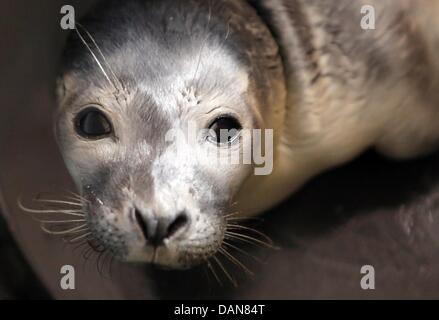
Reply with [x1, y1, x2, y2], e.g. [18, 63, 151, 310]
[53, 0, 439, 269]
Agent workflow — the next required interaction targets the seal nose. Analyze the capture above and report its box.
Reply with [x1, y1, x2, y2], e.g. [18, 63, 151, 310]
[134, 208, 189, 246]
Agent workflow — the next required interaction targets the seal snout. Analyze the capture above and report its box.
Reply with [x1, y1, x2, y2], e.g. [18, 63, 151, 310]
[133, 207, 190, 246]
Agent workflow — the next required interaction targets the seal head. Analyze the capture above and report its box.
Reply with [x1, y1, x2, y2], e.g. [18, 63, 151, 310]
[55, 0, 285, 268]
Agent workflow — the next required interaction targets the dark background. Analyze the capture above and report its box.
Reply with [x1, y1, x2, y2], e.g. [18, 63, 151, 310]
[1, 0, 439, 299]
[0, 213, 48, 299]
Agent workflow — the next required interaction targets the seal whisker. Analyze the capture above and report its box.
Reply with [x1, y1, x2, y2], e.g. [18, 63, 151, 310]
[202, 264, 213, 287]
[28, 210, 85, 217]
[190, 0, 213, 86]
[206, 260, 222, 286]
[224, 231, 275, 249]
[224, 235, 263, 249]
[223, 212, 256, 221]
[82, 246, 95, 261]
[196, 7, 233, 91]
[80, 247, 92, 272]
[34, 199, 83, 207]
[218, 247, 254, 276]
[76, 23, 126, 95]
[225, 216, 262, 222]
[41, 224, 88, 235]
[37, 201, 84, 211]
[71, 239, 90, 253]
[36, 219, 86, 224]
[96, 249, 108, 278]
[223, 211, 241, 218]
[101, 251, 113, 279]
[34, 190, 88, 205]
[101, 252, 112, 279]
[73, 25, 119, 95]
[65, 191, 90, 204]
[212, 255, 237, 287]
[18, 200, 85, 217]
[228, 199, 240, 208]
[224, 211, 263, 222]
[68, 232, 92, 243]
[226, 224, 274, 244]
[42, 226, 89, 236]
[108, 255, 115, 280]
[222, 240, 263, 263]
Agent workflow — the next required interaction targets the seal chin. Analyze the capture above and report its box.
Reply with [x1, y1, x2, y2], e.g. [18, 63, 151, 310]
[121, 236, 223, 269]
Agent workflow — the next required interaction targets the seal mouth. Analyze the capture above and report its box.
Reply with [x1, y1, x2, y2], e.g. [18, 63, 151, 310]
[81, 199, 227, 269]
[19, 191, 277, 285]
[151, 246, 159, 265]
[134, 208, 149, 240]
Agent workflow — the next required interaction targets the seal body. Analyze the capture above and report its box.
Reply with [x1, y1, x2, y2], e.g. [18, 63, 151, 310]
[55, 0, 439, 268]
[236, 0, 439, 215]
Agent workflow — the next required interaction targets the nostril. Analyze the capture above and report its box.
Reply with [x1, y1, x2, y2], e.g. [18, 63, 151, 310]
[167, 212, 189, 238]
[134, 208, 149, 240]
[133, 208, 189, 245]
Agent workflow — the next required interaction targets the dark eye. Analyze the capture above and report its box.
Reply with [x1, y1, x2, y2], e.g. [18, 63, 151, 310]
[208, 115, 242, 145]
[74, 107, 112, 139]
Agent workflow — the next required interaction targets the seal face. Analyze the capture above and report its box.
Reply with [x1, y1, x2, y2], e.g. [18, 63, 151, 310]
[55, 0, 284, 268]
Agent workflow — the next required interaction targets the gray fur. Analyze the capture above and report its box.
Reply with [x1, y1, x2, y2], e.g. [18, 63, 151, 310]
[55, 0, 439, 268]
